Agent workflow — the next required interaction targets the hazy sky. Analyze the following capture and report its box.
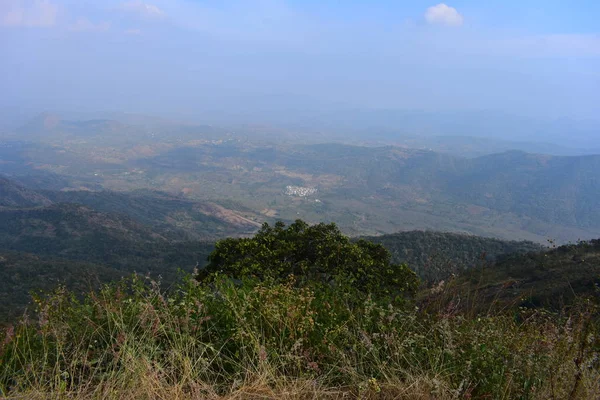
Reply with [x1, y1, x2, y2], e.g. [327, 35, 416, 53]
[1, 0, 599, 121]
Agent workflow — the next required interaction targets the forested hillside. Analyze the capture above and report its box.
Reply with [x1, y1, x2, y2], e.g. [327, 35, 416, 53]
[42, 189, 260, 240]
[430, 239, 600, 312]
[364, 231, 544, 282]
[452, 151, 600, 229]
[0, 252, 122, 322]
[0, 176, 52, 208]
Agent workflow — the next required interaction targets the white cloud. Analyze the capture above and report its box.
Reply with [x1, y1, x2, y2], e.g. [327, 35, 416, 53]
[0, 0, 58, 27]
[425, 3, 463, 27]
[120, 1, 165, 18]
[69, 17, 110, 32]
[124, 28, 142, 35]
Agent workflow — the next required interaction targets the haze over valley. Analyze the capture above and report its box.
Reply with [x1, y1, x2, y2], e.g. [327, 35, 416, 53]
[2, 110, 599, 245]
[2, 0, 599, 248]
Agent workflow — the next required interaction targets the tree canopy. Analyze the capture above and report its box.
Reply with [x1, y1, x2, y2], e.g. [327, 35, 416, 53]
[197, 220, 419, 300]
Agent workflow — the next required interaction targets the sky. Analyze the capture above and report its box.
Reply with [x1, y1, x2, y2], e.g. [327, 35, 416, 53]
[1, 0, 599, 123]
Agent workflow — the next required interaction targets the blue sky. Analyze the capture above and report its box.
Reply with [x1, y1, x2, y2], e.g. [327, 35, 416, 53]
[1, 0, 599, 122]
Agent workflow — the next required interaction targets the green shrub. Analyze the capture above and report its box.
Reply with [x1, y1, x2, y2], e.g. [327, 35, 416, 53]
[198, 220, 419, 303]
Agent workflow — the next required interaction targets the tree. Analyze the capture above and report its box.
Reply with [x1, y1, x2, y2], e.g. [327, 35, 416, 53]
[197, 220, 419, 301]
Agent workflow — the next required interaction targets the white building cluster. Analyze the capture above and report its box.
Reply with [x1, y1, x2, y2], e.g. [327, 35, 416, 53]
[285, 185, 318, 197]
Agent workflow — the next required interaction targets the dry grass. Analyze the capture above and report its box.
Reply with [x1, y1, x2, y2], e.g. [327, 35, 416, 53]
[2, 376, 459, 400]
[1, 275, 598, 400]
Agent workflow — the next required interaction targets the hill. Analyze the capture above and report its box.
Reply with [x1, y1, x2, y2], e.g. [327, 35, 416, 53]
[277, 146, 600, 226]
[0, 174, 261, 241]
[12, 113, 230, 145]
[0, 194, 549, 322]
[264, 144, 600, 241]
[364, 231, 544, 283]
[358, 132, 599, 158]
[0, 203, 214, 275]
[451, 151, 600, 229]
[0, 251, 122, 322]
[42, 189, 261, 240]
[0, 175, 53, 208]
[0, 198, 216, 322]
[0, 202, 166, 250]
[428, 239, 600, 312]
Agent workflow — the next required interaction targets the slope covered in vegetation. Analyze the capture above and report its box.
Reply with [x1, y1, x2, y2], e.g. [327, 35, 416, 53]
[364, 230, 543, 283]
[0, 176, 53, 208]
[0, 221, 598, 399]
[0, 251, 122, 322]
[42, 189, 261, 240]
[428, 239, 600, 312]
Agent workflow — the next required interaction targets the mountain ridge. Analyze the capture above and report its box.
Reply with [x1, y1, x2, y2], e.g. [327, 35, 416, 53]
[0, 175, 53, 208]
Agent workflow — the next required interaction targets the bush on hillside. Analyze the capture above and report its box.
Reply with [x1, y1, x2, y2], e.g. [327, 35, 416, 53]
[197, 220, 419, 303]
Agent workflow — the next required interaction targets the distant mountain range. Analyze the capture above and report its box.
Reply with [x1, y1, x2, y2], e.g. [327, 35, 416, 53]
[4, 113, 230, 144]
[256, 108, 600, 150]
[5, 110, 600, 155]
[350, 133, 600, 158]
[267, 144, 600, 235]
[2, 114, 600, 243]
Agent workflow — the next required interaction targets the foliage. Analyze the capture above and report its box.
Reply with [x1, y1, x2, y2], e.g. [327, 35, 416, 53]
[42, 189, 259, 240]
[0, 204, 214, 279]
[0, 251, 122, 323]
[198, 220, 419, 302]
[0, 223, 599, 398]
[0, 242, 214, 325]
[426, 239, 600, 313]
[0, 274, 598, 399]
[364, 230, 543, 284]
[0, 175, 53, 208]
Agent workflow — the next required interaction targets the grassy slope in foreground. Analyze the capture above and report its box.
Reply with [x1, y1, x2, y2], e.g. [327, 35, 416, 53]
[0, 221, 598, 398]
[1, 253, 598, 398]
